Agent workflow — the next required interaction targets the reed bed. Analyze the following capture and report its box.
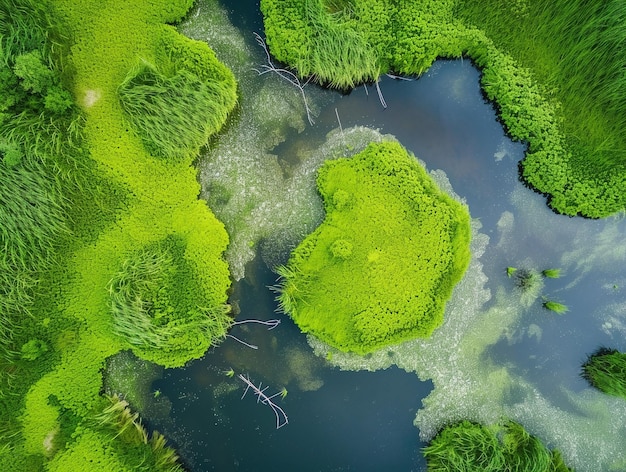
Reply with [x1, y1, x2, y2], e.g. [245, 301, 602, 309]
[424, 420, 572, 471]
[108, 238, 232, 362]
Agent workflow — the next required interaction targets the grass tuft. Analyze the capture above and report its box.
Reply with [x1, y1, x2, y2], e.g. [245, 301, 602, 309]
[581, 347, 626, 399]
[542, 300, 568, 315]
[423, 420, 573, 471]
[118, 59, 236, 161]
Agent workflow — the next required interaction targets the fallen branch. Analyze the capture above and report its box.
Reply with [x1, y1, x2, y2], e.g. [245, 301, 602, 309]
[252, 32, 315, 125]
[238, 374, 289, 429]
[226, 318, 281, 349]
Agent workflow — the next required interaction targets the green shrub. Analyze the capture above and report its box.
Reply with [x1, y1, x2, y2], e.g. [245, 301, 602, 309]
[424, 420, 573, 472]
[276, 141, 471, 353]
[582, 348, 626, 400]
[20, 339, 48, 361]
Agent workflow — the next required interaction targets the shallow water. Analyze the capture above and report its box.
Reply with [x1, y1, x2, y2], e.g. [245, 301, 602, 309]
[111, 1, 626, 470]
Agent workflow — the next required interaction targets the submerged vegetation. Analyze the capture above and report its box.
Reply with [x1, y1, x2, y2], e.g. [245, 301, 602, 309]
[423, 420, 573, 472]
[277, 141, 471, 353]
[582, 348, 626, 400]
[0, 0, 237, 468]
[261, 0, 626, 217]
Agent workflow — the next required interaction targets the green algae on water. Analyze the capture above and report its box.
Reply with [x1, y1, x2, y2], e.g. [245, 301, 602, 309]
[277, 140, 472, 354]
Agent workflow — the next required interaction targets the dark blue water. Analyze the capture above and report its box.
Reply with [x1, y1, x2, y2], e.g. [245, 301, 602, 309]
[151, 262, 431, 472]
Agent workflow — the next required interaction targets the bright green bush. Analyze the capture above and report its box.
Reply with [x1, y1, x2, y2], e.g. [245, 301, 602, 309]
[277, 141, 471, 353]
[424, 420, 573, 472]
[582, 348, 626, 400]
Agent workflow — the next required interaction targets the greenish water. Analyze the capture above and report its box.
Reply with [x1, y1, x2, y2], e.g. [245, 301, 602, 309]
[106, 1, 626, 470]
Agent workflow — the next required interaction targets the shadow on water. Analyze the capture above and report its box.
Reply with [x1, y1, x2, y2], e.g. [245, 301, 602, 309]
[151, 259, 432, 472]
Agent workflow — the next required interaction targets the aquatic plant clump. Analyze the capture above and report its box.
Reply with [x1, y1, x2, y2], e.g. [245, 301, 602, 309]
[118, 45, 236, 162]
[581, 348, 626, 400]
[423, 420, 573, 472]
[277, 141, 471, 354]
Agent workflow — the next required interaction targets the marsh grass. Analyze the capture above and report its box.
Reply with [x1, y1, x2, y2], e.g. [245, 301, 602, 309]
[301, 0, 379, 89]
[108, 237, 232, 360]
[92, 395, 183, 471]
[581, 348, 626, 399]
[457, 0, 626, 195]
[118, 61, 235, 161]
[424, 420, 573, 471]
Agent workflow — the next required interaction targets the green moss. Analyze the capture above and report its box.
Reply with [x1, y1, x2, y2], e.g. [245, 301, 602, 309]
[582, 348, 626, 400]
[424, 420, 573, 472]
[277, 141, 471, 354]
[261, 0, 626, 217]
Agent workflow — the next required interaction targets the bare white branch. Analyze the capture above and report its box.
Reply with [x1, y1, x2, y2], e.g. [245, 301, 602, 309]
[253, 32, 315, 125]
[238, 374, 289, 429]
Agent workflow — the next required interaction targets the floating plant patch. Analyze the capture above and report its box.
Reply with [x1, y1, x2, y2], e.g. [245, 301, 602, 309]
[277, 141, 471, 354]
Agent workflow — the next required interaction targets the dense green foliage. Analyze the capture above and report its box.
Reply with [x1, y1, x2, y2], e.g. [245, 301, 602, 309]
[260, 0, 626, 217]
[424, 420, 573, 472]
[277, 141, 471, 353]
[0, 0, 237, 469]
[582, 348, 626, 400]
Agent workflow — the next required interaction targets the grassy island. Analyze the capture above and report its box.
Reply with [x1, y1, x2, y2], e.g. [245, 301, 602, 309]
[424, 420, 573, 471]
[261, 0, 626, 218]
[0, 0, 236, 468]
[276, 141, 471, 354]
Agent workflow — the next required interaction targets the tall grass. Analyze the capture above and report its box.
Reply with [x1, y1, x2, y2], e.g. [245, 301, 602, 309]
[91, 395, 184, 471]
[457, 0, 626, 176]
[108, 237, 232, 358]
[0, 157, 68, 356]
[301, 0, 379, 89]
[581, 347, 626, 400]
[118, 61, 235, 161]
[424, 420, 573, 471]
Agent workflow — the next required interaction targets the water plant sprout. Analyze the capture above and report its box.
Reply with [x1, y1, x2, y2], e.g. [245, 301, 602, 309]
[542, 299, 569, 315]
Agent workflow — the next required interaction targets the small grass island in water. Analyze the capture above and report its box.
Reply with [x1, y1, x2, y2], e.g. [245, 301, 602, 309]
[277, 141, 471, 354]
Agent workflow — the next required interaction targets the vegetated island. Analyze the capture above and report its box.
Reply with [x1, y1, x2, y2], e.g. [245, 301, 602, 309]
[0, 0, 236, 469]
[261, 0, 626, 218]
[424, 420, 573, 471]
[276, 140, 471, 354]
